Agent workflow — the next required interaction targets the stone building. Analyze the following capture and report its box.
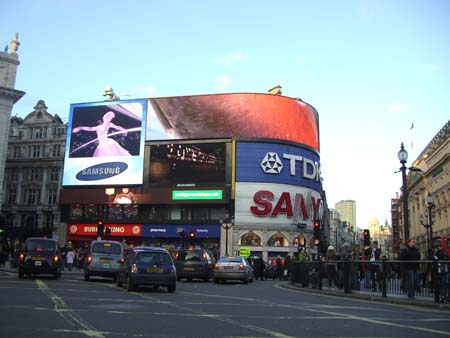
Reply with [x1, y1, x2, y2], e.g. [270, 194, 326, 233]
[1, 100, 67, 241]
[0, 33, 25, 213]
[399, 120, 450, 257]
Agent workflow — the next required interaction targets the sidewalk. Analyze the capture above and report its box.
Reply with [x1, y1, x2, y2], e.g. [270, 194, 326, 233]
[282, 281, 450, 310]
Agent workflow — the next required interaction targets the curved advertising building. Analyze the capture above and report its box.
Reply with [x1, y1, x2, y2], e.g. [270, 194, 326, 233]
[59, 92, 323, 260]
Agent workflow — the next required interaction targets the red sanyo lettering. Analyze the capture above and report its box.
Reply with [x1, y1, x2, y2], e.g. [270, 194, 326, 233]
[250, 190, 321, 220]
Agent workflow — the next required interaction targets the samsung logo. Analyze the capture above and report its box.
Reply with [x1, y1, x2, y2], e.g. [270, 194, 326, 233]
[76, 162, 128, 181]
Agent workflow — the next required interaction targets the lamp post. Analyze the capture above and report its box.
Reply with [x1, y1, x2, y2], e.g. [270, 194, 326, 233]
[419, 214, 430, 255]
[220, 217, 234, 256]
[397, 142, 409, 242]
[427, 193, 435, 252]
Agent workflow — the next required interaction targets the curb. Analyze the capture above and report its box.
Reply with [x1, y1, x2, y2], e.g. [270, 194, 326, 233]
[281, 282, 450, 310]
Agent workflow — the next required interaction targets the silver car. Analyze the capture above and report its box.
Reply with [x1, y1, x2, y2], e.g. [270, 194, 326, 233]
[213, 256, 254, 284]
[84, 240, 124, 281]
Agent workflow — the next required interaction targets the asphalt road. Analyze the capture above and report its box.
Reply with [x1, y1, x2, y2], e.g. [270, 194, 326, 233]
[0, 270, 449, 338]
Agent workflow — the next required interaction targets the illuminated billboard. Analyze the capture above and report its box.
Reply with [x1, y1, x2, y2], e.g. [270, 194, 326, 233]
[146, 93, 320, 151]
[63, 99, 147, 186]
[149, 142, 226, 187]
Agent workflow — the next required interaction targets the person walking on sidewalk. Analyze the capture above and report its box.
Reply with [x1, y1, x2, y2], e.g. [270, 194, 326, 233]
[400, 238, 421, 299]
[66, 249, 75, 271]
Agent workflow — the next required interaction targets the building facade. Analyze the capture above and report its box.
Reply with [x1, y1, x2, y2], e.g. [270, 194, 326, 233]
[58, 93, 327, 260]
[0, 33, 25, 213]
[1, 100, 67, 240]
[335, 200, 357, 228]
[406, 120, 450, 258]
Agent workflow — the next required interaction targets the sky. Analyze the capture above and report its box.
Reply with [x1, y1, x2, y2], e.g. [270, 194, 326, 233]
[1, 0, 449, 228]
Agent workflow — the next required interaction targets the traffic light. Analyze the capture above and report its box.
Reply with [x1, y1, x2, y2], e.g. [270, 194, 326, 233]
[363, 229, 370, 246]
[188, 231, 196, 239]
[97, 220, 104, 237]
[313, 220, 321, 246]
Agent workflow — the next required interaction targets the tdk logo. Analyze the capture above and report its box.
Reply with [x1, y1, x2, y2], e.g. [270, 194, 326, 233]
[260, 152, 321, 182]
[76, 162, 128, 181]
[261, 152, 283, 174]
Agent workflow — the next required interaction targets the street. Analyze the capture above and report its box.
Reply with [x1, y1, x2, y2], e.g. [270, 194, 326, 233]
[0, 270, 449, 338]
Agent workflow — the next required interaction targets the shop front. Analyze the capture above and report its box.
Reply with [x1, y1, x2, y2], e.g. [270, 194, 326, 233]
[67, 223, 143, 248]
[141, 224, 221, 256]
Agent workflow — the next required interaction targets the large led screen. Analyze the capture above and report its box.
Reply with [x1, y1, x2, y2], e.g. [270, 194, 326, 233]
[63, 99, 147, 186]
[149, 142, 226, 187]
[146, 93, 320, 151]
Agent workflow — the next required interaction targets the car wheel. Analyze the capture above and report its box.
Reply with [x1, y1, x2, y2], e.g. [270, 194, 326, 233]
[18, 268, 24, 279]
[243, 274, 249, 284]
[84, 272, 90, 281]
[116, 273, 123, 287]
[126, 275, 134, 292]
[54, 267, 61, 280]
[167, 284, 176, 293]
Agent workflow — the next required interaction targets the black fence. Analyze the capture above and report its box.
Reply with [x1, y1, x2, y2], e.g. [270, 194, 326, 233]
[290, 259, 450, 303]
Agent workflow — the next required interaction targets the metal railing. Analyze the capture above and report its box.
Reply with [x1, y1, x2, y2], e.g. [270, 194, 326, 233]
[290, 259, 450, 303]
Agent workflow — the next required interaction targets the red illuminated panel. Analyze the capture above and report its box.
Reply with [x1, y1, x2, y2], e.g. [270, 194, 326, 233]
[149, 93, 320, 151]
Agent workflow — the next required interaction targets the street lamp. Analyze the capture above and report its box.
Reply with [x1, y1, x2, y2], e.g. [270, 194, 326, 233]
[427, 193, 435, 253]
[419, 214, 430, 255]
[397, 142, 409, 242]
[220, 217, 234, 256]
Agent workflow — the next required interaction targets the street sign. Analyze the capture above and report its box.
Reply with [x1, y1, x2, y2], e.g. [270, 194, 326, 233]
[239, 247, 251, 258]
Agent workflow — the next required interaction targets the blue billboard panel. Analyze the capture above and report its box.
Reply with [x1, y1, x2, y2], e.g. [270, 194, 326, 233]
[142, 224, 220, 238]
[236, 142, 321, 193]
[63, 99, 147, 186]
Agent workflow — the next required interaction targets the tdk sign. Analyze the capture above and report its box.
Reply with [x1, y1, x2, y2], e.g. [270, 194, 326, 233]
[76, 162, 128, 181]
[261, 152, 283, 174]
[236, 142, 322, 192]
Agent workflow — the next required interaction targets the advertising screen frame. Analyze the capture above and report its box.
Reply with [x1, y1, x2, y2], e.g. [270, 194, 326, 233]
[63, 99, 147, 186]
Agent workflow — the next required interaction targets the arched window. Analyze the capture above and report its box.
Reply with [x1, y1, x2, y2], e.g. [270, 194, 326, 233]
[240, 233, 261, 246]
[267, 234, 288, 247]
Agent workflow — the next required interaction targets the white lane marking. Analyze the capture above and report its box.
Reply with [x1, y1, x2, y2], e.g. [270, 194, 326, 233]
[275, 283, 450, 336]
[135, 292, 295, 338]
[35, 279, 106, 338]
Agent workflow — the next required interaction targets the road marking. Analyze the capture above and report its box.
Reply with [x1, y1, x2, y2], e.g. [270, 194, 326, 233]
[135, 292, 295, 338]
[275, 283, 450, 336]
[35, 279, 106, 338]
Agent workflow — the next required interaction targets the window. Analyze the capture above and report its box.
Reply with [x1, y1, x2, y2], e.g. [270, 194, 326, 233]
[49, 167, 59, 181]
[12, 146, 21, 158]
[34, 127, 47, 139]
[48, 189, 57, 205]
[44, 212, 54, 228]
[7, 187, 17, 204]
[11, 170, 19, 182]
[25, 168, 42, 181]
[24, 189, 40, 205]
[32, 145, 42, 158]
[52, 144, 61, 157]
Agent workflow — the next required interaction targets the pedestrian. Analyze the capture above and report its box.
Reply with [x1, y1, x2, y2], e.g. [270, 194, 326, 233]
[276, 256, 283, 280]
[400, 238, 421, 299]
[254, 256, 265, 280]
[60, 244, 67, 271]
[432, 244, 449, 302]
[66, 249, 75, 271]
[365, 240, 381, 291]
[325, 246, 337, 287]
[284, 255, 292, 280]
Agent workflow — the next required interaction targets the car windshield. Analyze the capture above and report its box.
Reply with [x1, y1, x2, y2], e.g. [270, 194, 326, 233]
[136, 252, 172, 265]
[218, 257, 243, 263]
[177, 250, 203, 261]
[92, 243, 122, 254]
[27, 240, 56, 252]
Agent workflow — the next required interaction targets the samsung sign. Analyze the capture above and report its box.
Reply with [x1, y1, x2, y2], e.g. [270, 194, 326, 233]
[236, 142, 321, 192]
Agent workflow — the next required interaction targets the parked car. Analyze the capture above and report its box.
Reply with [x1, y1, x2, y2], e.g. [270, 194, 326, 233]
[213, 256, 254, 284]
[18, 237, 62, 279]
[117, 246, 176, 292]
[175, 249, 215, 282]
[84, 240, 124, 281]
